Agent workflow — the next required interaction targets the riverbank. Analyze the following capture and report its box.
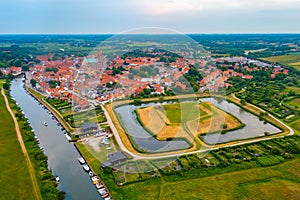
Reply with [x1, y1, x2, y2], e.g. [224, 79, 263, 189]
[1, 80, 65, 199]
[27, 87, 74, 133]
[1, 87, 42, 200]
[11, 78, 102, 199]
[0, 80, 40, 199]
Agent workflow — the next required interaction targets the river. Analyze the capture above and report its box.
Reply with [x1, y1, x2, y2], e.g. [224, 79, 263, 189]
[10, 78, 101, 200]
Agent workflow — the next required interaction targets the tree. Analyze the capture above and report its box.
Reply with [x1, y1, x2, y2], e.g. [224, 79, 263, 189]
[128, 73, 134, 80]
[22, 65, 29, 71]
[106, 82, 112, 88]
[30, 79, 37, 87]
[240, 99, 246, 105]
[133, 99, 142, 106]
[3, 83, 9, 90]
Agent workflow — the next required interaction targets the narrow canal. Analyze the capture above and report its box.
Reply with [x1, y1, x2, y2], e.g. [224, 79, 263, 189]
[10, 78, 101, 200]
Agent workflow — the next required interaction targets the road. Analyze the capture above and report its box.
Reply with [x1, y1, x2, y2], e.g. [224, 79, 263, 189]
[1, 87, 42, 200]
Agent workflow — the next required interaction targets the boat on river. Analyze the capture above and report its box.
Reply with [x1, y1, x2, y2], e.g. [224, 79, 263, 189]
[82, 164, 90, 172]
[43, 121, 48, 126]
[78, 157, 86, 164]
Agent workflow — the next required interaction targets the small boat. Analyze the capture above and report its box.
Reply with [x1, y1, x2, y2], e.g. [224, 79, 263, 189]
[88, 171, 94, 177]
[104, 197, 111, 200]
[96, 183, 104, 189]
[55, 176, 60, 182]
[65, 134, 71, 141]
[82, 164, 90, 171]
[102, 193, 109, 198]
[43, 122, 48, 126]
[78, 157, 86, 164]
[98, 188, 107, 195]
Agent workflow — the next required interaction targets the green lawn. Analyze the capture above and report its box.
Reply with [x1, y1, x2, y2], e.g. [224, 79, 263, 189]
[160, 157, 300, 200]
[0, 81, 37, 200]
[261, 54, 300, 70]
[161, 102, 208, 123]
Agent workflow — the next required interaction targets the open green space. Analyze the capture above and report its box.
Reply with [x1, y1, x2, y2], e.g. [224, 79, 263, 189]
[46, 98, 107, 128]
[0, 81, 37, 200]
[160, 157, 300, 200]
[261, 53, 300, 70]
[161, 102, 208, 124]
[288, 98, 300, 108]
[77, 131, 300, 199]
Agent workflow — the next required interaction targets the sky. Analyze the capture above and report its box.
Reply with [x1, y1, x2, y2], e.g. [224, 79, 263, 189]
[0, 0, 300, 34]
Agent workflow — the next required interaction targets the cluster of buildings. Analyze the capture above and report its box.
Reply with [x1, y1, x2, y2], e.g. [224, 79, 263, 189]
[4, 51, 286, 106]
[0, 66, 22, 76]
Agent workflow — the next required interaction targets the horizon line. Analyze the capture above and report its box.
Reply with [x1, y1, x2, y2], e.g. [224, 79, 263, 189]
[1, 32, 300, 35]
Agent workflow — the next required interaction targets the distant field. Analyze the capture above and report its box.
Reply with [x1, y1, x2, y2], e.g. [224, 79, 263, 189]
[0, 81, 37, 200]
[136, 102, 241, 140]
[261, 54, 300, 70]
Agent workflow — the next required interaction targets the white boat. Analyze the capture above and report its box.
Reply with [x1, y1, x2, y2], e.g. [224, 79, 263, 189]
[78, 157, 86, 164]
[55, 176, 60, 182]
[89, 171, 94, 177]
[82, 164, 90, 172]
[43, 122, 48, 126]
[64, 134, 72, 141]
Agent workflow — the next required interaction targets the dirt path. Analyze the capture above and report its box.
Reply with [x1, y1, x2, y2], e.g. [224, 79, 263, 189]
[1, 87, 42, 200]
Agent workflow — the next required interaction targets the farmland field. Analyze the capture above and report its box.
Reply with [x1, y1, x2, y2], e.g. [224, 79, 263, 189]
[261, 53, 300, 70]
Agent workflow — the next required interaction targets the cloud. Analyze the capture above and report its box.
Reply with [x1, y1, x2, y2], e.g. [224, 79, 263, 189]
[131, 0, 300, 17]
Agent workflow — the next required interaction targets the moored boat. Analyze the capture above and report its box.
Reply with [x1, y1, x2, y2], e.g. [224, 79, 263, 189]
[82, 163, 90, 172]
[78, 157, 86, 164]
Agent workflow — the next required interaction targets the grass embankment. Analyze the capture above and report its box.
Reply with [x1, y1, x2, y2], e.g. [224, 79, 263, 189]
[27, 88, 73, 133]
[0, 80, 39, 200]
[107, 93, 290, 155]
[261, 53, 300, 70]
[136, 102, 242, 140]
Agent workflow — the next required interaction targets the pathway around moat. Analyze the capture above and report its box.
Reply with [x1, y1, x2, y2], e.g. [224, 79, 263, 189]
[101, 94, 294, 160]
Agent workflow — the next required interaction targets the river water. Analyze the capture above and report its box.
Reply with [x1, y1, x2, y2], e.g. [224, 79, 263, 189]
[10, 79, 101, 200]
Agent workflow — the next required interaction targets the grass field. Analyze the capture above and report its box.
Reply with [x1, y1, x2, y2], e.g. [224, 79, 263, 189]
[261, 53, 300, 70]
[78, 134, 300, 200]
[136, 102, 242, 141]
[160, 157, 300, 200]
[289, 98, 300, 108]
[0, 81, 37, 200]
